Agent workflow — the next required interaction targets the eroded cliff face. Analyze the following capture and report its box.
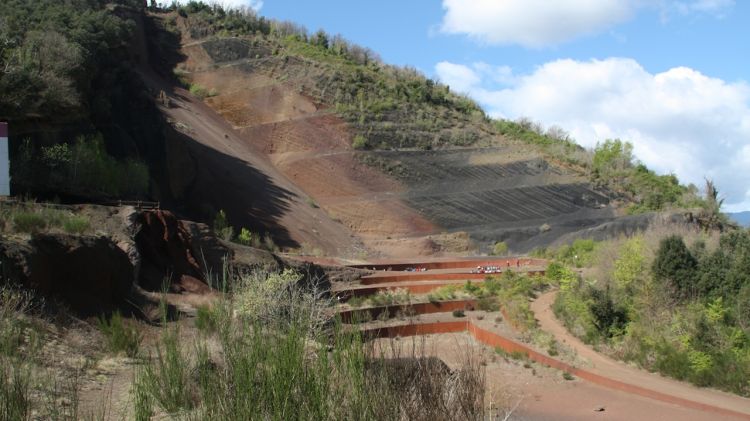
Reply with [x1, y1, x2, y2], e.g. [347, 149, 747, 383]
[0, 208, 223, 316]
[0, 234, 134, 316]
[0, 205, 351, 317]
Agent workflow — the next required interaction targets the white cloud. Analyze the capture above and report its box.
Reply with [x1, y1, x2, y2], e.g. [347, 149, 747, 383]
[435, 58, 750, 211]
[162, 0, 263, 11]
[675, 0, 734, 14]
[440, 0, 633, 47]
[435, 62, 481, 93]
[440, 0, 735, 47]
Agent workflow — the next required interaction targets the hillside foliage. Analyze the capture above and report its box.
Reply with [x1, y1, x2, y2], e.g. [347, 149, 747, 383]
[0, 0, 156, 200]
[163, 1, 489, 151]
[12, 135, 148, 198]
[0, 0, 729, 215]
[551, 228, 750, 395]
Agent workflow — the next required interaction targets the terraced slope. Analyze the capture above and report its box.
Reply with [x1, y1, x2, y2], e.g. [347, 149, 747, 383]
[173, 31, 619, 257]
[335, 260, 750, 421]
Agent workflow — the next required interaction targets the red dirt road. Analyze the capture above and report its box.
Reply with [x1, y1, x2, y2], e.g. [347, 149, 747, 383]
[531, 290, 750, 418]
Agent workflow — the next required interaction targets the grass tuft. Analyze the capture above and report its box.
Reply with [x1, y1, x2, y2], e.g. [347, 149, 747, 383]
[98, 311, 141, 358]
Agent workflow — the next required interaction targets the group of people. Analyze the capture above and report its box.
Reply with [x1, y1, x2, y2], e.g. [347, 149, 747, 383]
[470, 259, 523, 274]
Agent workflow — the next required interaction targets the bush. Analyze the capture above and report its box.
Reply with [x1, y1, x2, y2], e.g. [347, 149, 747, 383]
[352, 134, 367, 150]
[98, 312, 141, 358]
[195, 305, 218, 333]
[133, 267, 488, 419]
[452, 309, 465, 318]
[652, 235, 697, 296]
[213, 209, 234, 241]
[12, 212, 47, 234]
[491, 241, 508, 256]
[236, 227, 256, 246]
[137, 329, 193, 413]
[477, 297, 499, 312]
[0, 362, 31, 421]
[189, 83, 213, 99]
[62, 216, 89, 234]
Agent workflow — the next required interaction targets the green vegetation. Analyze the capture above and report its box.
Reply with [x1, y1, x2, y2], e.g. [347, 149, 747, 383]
[1, 0, 158, 200]
[13, 135, 149, 198]
[0, 203, 91, 235]
[591, 139, 704, 214]
[452, 309, 465, 318]
[194, 305, 219, 333]
[129, 267, 487, 419]
[188, 83, 217, 99]
[536, 238, 599, 268]
[165, 2, 488, 152]
[491, 123, 714, 215]
[349, 288, 412, 308]
[98, 311, 142, 358]
[352, 134, 368, 150]
[62, 216, 90, 234]
[553, 229, 750, 395]
[236, 227, 256, 246]
[494, 119, 587, 167]
[212, 209, 234, 241]
[0, 286, 96, 419]
[491, 241, 508, 256]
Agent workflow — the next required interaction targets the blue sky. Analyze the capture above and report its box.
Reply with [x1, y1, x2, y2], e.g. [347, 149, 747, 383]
[203, 0, 749, 211]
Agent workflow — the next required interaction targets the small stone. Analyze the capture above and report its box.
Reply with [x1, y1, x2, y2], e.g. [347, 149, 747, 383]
[594, 406, 605, 412]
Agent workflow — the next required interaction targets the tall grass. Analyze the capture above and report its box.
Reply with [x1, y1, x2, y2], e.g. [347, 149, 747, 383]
[0, 362, 31, 421]
[0, 203, 91, 235]
[98, 311, 142, 357]
[132, 268, 487, 420]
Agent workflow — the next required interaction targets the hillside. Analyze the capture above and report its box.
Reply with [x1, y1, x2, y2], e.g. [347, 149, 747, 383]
[156, 4, 632, 257]
[0, 1, 714, 258]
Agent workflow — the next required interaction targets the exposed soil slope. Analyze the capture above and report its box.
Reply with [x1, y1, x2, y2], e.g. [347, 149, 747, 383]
[172, 34, 623, 257]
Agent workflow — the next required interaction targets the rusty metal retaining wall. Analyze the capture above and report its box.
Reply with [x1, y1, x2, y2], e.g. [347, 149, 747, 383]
[359, 320, 750, 420]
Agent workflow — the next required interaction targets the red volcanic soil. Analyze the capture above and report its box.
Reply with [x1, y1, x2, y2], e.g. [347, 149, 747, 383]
[180, 58, 437, 257]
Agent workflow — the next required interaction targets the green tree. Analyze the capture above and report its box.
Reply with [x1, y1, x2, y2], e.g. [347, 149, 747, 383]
[592, 139, 633, 182]
[652, 235, 698, 297]
[491, 241, 508, 256]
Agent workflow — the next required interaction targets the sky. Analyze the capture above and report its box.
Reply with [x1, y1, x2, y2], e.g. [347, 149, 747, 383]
[190, 0, 749, 212]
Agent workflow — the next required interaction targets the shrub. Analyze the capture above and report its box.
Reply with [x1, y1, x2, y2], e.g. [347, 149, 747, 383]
[352, 134, 367, 150]
[98, 312, 141, 358]
[491, 241, 508, 256]
[562, 372, 574, 381]
[452, 309, 465, 318]
[0, 287, 39, 360]
[477, 297, 499, 312]
[62, 215, 89, 234]
[189, 83, 210, 99]
[509, 350, 527, 360]
[213, 210, 234, 241]
[195, 305, 218, 333]
[236, 227, 256, 246]
[14, 135, 149, 198]
[138, 329, 193, 413]
[12, 212, 47, 233]
[133, 266, 488, 419]
[0, 362, 31, 421]
[652, 235, 697, 296]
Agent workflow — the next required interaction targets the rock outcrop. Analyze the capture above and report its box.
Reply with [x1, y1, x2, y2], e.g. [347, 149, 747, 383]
[0, 234, 133, 316]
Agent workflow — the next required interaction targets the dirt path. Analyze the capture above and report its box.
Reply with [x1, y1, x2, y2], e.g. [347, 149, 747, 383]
[531, 290, 750, 417]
